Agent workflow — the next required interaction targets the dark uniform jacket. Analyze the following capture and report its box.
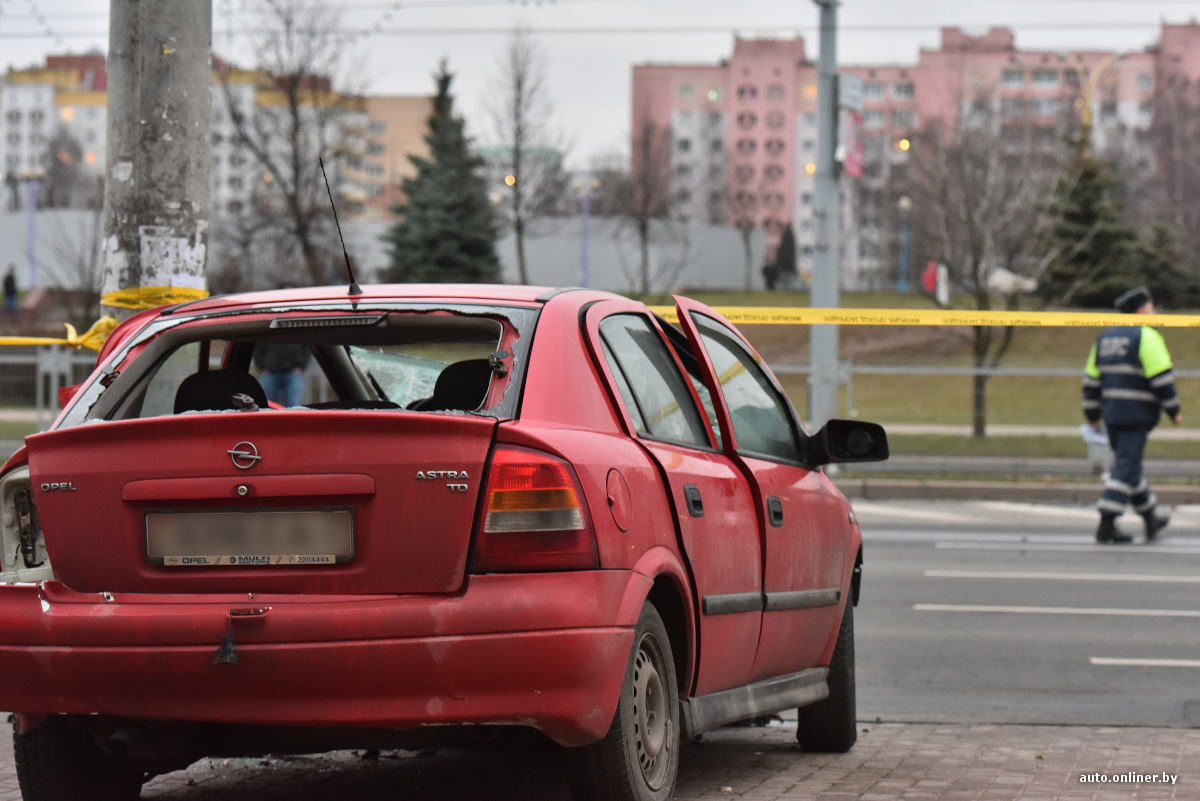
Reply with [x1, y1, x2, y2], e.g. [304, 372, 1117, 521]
[1083, 325, 1180, 429]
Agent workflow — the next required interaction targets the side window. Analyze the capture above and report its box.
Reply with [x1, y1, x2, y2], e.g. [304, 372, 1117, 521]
[600, 315, 711, 448]
[602, 340, 648, 434]
[692, 314, 799, 461]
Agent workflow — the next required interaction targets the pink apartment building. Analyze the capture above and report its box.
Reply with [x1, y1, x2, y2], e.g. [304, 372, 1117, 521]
[632, 23, 1200, 288]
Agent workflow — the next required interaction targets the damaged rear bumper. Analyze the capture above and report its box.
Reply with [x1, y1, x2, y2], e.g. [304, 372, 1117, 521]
[0, 571, 647, 747]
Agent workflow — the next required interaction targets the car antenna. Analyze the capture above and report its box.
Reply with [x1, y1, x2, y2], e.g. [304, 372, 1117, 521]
[319, 156, 363, 296]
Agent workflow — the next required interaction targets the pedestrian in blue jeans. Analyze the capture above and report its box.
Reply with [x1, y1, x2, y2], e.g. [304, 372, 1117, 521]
[1082, 287, 1181, 544]
[253, 342, 311, 408]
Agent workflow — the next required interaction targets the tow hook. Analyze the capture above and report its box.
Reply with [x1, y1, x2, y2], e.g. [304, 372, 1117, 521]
[212, 607, 270, 665]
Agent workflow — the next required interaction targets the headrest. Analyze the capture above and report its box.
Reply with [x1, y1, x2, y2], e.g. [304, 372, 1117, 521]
[428, 359, 493, 412]
[174, 370, 268, 414]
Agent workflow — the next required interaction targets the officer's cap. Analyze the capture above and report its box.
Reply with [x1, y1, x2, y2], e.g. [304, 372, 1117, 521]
[1115, 286, 1152, 314]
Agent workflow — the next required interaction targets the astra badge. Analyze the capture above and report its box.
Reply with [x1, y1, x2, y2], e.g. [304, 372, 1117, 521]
[415, 470, 469, 480]
[228, 441, 262, 470]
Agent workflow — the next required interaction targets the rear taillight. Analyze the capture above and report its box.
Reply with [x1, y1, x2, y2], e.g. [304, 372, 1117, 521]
[470, 445, 598, 572]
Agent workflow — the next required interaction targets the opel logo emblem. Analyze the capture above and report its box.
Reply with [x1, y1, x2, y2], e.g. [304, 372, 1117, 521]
[228, 441, 262, 470]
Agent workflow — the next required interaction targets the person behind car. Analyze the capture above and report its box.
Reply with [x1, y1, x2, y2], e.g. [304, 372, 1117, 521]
[3, 265, 17, 323]
[1082, 286, 1180, 544]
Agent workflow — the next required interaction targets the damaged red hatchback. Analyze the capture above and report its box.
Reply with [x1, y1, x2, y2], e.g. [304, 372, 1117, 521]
[0, 285, 886, 801]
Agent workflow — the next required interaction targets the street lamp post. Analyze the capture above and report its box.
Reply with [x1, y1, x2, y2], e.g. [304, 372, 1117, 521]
[897, 194, 912, 293]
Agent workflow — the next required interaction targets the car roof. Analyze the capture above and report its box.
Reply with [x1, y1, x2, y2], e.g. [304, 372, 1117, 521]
[166, 284, 581, 315]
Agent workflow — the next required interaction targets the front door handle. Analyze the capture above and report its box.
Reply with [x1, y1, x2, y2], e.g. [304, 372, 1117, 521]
[683, 484, 704, 518]
[767, 496, 784, 527]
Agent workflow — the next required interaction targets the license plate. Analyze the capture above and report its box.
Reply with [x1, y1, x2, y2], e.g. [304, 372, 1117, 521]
[145, 508, 354, 567]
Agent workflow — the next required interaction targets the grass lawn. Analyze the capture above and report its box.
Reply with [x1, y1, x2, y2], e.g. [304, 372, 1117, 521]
[0, 421, 35, 440]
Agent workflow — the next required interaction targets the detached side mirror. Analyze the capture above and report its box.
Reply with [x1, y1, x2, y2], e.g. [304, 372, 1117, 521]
[807, 419, 889, 467]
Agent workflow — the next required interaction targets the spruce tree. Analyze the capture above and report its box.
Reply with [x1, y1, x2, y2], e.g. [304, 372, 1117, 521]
[384, 61, 501, 283]
[1040, 141, 1138, 308]
[1136, 219, 1196, 309]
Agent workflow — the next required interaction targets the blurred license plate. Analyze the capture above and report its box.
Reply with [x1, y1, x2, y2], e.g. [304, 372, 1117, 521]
[146, 508, 354, 566]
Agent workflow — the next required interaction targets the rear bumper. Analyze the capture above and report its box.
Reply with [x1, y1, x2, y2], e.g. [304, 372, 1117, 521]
[0, 571, 648, 747]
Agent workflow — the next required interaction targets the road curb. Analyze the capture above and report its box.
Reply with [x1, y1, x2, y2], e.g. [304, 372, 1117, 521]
[835, 477, 1200, 504]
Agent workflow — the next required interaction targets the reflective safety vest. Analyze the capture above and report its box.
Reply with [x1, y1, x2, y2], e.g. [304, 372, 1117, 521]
[1083, 325, 1180, 429]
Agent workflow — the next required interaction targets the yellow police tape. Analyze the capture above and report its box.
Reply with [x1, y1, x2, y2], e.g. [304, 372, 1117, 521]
[648, 306, 1200, 328]
[0, 316, 118, 352]
[100, 285, 209, 310]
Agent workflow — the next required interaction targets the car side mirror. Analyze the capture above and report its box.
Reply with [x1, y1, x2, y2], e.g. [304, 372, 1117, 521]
[806, 419, 889, 467]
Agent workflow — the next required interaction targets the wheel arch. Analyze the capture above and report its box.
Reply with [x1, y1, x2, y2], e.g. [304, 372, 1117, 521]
[625, 546, 697, 697]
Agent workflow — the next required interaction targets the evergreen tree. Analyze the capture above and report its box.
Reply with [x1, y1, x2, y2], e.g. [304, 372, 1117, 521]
[773, 225, 797, 277]
[1135, 219, 1198, 309]
[384, 61, 501, 283]
[1040, 143, 1138, 308]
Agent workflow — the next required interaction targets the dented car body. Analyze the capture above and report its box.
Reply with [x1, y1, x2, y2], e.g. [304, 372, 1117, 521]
[0, 284, 886, 801]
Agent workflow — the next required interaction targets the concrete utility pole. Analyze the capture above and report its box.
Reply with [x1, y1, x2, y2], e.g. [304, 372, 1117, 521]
[809, 0, 841, 429]
[101, 0, 212, 320]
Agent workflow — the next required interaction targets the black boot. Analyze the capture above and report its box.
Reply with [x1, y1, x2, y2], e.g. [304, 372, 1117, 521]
[1143, 510, 1170, 542]
[1096, 514, 1133, 544]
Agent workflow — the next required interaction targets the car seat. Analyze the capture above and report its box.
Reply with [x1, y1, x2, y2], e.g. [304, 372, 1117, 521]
[407, 359, 493, 412]
[173, 370, 269, 413]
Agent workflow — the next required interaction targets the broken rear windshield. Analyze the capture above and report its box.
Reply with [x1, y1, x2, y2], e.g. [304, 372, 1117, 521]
[60, 304, 534, 427]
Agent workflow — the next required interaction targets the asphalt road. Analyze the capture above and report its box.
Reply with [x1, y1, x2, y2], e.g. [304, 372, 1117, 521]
[852, 499, 1200, 728]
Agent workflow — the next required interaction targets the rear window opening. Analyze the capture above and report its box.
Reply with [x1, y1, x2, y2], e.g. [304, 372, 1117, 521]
[80, 308, 530, 424]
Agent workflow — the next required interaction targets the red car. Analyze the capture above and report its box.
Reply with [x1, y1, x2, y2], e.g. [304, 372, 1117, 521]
[0, 285, 886, 801]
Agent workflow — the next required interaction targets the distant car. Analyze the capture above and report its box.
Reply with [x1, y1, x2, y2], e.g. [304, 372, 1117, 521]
[0, 284, 887, 801]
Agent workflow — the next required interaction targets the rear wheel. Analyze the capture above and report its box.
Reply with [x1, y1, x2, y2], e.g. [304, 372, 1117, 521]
[14, 716, 144, 801]
[567, 603, 680, 801]
[795, 602, 857, 752]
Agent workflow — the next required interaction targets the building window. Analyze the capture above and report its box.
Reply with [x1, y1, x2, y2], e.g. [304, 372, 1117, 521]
[87, 108, 98, 120]
[368, 119, 386, 134]
[679, 84, 693, 99]
[229, 154, 245, 167]
[1100, 101, 1117, 118]
[709, 164, 722, 179]
[1033, 98, 1060, 116]
[5, 110, 20, 124]
[228, 176, 243, 189]
[736, 85, 758, 101]
[735, 138, 757, 155]
[710, 138, 723, 154]
[368, 164, 385, 177]
[1000, 97, 1026, 115]
[766, 111, 785, 129]
[804, 112, 816, 126]
[764, 138, 785, 157]
[800, 192, 812, 205]
[227, 200, 243, 214]
[1032, 69, 1059, 87]
[212, 132, 224, 144]
[1140, 100, 1154, 115]
[677, 138, 691, 153]
[734, 190, 756, 207]
[802, 138, 814, 151]
[1002, 69, 1024, 88]
[708, 111, 723, 126]
[5, 132, 19, 144]
[863, 110, 885, 128]
[763, 191, 785, 210]
[368, 142, 385, 155]
[675, 163, 691, 178]
[891, 110, 915, 127]
[763, 164, 784, 182]
[1138, 73, 1153, 92]
[893, 82, 915, 99]
[765, 84, 785, 101]
[85, 130, 96, 143]
[29, 110, 44, 125]
[863, 82, 885, 98]
[675, 189, 691, 204]
[736, 111, 757, 129]
[734, 164, 755, 184]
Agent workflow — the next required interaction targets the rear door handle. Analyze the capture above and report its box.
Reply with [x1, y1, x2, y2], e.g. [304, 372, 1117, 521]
[683, 484, 704, 518]
[767, 496, 784, 527]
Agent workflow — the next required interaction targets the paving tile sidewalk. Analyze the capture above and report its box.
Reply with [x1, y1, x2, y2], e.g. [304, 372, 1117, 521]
[0, 721, 1196, 800]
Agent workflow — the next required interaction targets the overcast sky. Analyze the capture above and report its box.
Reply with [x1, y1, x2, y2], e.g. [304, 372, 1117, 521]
[3, 0, 1199, 166]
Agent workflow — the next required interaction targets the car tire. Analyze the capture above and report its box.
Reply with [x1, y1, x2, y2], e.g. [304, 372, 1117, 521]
[795, 601, 857, 753]
[13, 716, 144, 801]
[567, 602, 680, 801]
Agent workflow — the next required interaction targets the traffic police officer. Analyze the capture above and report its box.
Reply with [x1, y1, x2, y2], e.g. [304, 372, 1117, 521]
[1082, 287, 1181, 544]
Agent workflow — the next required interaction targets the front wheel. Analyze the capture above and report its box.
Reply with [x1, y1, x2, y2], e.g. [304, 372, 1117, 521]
[795, 601, 857, 752]
[567, 603, 680, 801]
[14, 716, 144, 801]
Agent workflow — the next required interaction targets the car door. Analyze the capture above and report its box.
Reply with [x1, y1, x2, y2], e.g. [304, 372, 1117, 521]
[672, 296, 848, 678]
[584, 299, 763, 696]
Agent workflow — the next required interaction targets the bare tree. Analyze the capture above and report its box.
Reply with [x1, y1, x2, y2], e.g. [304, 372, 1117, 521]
[215, 0, 362, 287]
[487, 27, 569, 285]
[622, 117, 674, 295]
[39, 209, 104, 327]
[904, 105, 1083, 437]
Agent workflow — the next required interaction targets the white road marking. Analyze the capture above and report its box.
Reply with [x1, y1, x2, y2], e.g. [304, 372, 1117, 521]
[1091, 657, 1200, 668]
[851, 503, 979, 524]
[976, 501, 1099, 520]
[925, 569, 1200, 584]
[935, 541, 1200, 555]
[914, 603, 1200, 618]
